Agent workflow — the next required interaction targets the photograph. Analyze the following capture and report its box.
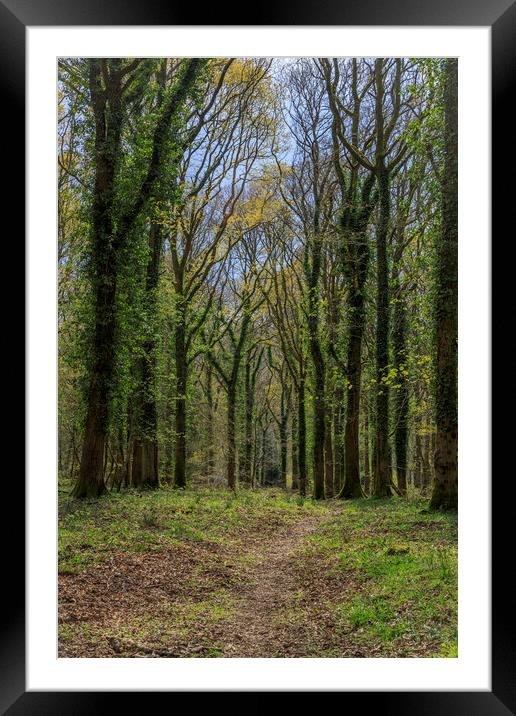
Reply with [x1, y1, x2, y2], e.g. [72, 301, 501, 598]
[57, 55, 459, 660]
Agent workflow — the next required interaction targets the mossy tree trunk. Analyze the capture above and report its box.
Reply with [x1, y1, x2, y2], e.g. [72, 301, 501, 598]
[392, 232, 409, 496]
[291, 395, 300, 490]
[430, 59, 458, 511]
[174, 298, 188, 488]
[372, 59, 394, 498]
[306, 233, 326, 500]
[333, 386, 344, 493]
[73, 60, 124, 498]
[131, 222, 163, 489]
[320, 58, 376, 500]
[74, 58, 206, 498]
[338, 176, 376, 499]
[324, 407, 334, 497]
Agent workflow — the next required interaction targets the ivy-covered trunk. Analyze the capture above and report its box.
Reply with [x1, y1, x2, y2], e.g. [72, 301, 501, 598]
[363, 393, 371, 495]
[241, 355, 254, 484]
[205, 363, 215, 477]
[341, 332, 365, 498]
[311, 341, 326, 500]
[227, 384, 237, 491]
[73, 60, 123, 498]
[174, 300, 188, 488]
[333, 387, 344, 493]
[132, 223, 163, 489]
[298, 380, 307, 497]
[392, 263, 408, 495]
[373, 164, 393, 497]
[324, 409, 334, 497]
[430, 59, 458, 510]
[291, 397, 299, 490]
[279, 387, 289, 489]
[338, 180, 374, 499]
[74, 58, 206, 498]
[307, 232, 326, 500]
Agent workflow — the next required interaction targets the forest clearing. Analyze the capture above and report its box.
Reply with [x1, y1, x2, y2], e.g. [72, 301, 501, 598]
[59, 485, 457, 658]
[58, 56, 458, 659]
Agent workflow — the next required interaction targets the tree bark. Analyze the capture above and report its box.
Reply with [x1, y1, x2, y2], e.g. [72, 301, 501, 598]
[279, 387, 289, 489]
[174, 300, 188, 488]
[298, 380, 307, 497]
[430, 59, 458, 511]
[324, 407, 334, 497]
[373, 167, 393, 497]
[392, 259, 408, 495]
[73, 60, 123, 498]
[227, 385, 237, 491]
[74, 58, 205, 498]
[307, 237, 326, 500]
[338, 179, 374, 499]
[205, 363, 215, 477]
[363, 392, 371, 495]
[291, 396, 299, 490]
[333, 387, 344, 493]
[372, 58, 393, 498]
[131, 223, 163, 489]
[341, 333, 365, 498]
[311, 344, 326, 500]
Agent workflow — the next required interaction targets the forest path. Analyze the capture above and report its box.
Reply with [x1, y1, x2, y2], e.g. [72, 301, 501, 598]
[59, 492, 356, 658]
[59, 488, 457, 658]
[208, 503, 351, 657]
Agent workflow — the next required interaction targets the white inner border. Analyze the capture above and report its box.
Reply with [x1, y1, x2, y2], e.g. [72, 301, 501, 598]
[27, 26, 490, 691]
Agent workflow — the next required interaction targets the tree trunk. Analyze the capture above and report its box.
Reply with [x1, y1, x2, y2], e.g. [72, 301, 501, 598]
[291, 401, 299, 491]
[306, 223, 325, 500]
[260, 427, 267, 486]
[279, 389, 288, 489]
[74, 59, 205, 498]
[298, 380, 307, 497]
[131, 223, 162, 489]
[392, 266, 408, 495]
[241, 356, 254, 484]
[308, 274, 325, 500]
[414, 422, 423, 489]
[372, 59, 393, 498]
[333, 388, 344, 493]
[363, 393, 371, 495]
[373, 164, 392, 497]
[73, 62, 123, 498]
[311, 349, 326, 500]
[430, 58, 458, 511]
[205, 363, 215, 477]
[341, 334, 365, 498]
[422, 430, 432, 488]
[339, 217, 371, 499]
[174, 301, 188, 488]
[324, 408, 334, 497]
[227, 385, 237, 491]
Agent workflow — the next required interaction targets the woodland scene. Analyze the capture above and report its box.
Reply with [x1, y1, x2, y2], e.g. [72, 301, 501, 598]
[58, 56, 458, 658]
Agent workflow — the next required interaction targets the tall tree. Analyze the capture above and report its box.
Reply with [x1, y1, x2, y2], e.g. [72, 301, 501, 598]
[73, 58, 206, 497]
[430, 59, 458, 510]
[169, 59, 273, 488]
[320, 57, 377, 499]
[279, 61, 335, 499]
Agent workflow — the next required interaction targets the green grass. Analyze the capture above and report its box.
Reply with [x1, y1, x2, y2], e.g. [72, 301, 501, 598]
[58, 481, 457, 658]
[58, 480, 323, 574]
[306, 497, 458, 656]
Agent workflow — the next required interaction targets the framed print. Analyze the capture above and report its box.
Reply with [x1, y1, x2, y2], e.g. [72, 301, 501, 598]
[3, 0, 511, 710]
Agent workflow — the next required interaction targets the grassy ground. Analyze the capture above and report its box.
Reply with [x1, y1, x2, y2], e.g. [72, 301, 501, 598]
[58, 482, 457, 658]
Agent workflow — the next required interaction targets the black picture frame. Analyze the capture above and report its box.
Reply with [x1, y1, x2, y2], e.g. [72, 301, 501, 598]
[4, 0, 510, 710]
